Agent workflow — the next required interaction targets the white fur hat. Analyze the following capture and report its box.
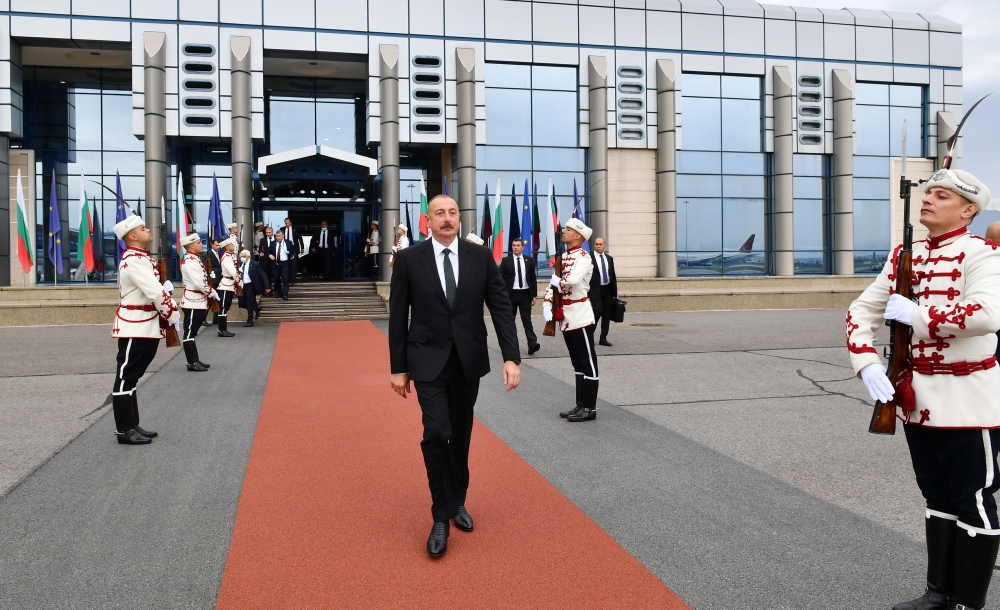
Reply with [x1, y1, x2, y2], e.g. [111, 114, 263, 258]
[180, 233, 201, 247]
[564, 217, 593, 241]
[113, 215, 145, 240]
[925, 169, 991, 216]
[219, 236, 236, 249]
[398, 223, 408, 231]
[226, 222, 237, 230]
[465, 232, 484, 245]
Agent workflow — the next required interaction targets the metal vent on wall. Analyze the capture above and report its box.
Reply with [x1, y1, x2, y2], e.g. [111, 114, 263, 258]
[183, 98, 215, 109]
[182, 62, 215, 74]
[412, 56, 441, 68]
[180, 42, 217, 131]
[798, 91, 821, 103]
[796, 75, 823, 148]
[182, 44, 215, 56]
[618, 98, 643, 110]
[413, 73, 441, 84]
[414, 122, 441, 133]
[619, 128, 644, 140]
[798, 120, 821, 131]
[799, 134, 822, 145]
[798, 76, 821, 88]
[183, 80, 215, 91]
[618, 113, 643, 125]
[618, 82, 644, 94]
[184, 115, 216, 126]
[413, 106, 441, 117]
[410, 54, 443, 140]
[617, 66, 644, 79]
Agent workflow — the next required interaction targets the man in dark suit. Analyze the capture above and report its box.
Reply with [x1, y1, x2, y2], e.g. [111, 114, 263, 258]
[269, 229, 296, 300]
[258, 226, 276, 293]
[589, 237, 618, 346]
[498, 238, 540, 355]
[237, 249, 270, 326]
[389, 194, 521, 559]
[282, 218, 303, 283]
[207, 239, 222, 325]
[311, 220, 335, 280]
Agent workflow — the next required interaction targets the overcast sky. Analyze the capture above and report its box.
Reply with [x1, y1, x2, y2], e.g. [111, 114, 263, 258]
[795, 0, 999, 198]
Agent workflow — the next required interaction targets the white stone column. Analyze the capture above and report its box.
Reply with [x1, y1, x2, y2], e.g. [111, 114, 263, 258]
[772, 66, 794, 276]
[456, 48, 476, 238]
[655, 59, 677, 278]
[230, 36, 253, 246]
[143, 32, 167, 263]
[832, 69, 854, 275]
[588, 56, 608, 245]
[378, 44, 400, 281]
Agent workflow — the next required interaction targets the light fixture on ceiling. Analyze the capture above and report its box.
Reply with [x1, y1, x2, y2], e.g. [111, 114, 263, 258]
[287, 61, 338, 77]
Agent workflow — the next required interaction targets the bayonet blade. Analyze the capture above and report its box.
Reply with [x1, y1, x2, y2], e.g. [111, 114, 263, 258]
[947, 92, 993, 159]
[901, 119, 907, 178]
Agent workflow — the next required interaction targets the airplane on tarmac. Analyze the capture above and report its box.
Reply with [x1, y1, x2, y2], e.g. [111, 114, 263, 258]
[686, 234, 757, 267]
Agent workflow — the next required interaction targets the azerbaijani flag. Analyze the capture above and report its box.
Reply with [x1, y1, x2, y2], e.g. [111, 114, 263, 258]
[490, 177, 503, 264]
[174, 171, 189, 257]
[78, 174, 95, 273]
[418, 175, 429, 242]
[15, 169, 32, 274]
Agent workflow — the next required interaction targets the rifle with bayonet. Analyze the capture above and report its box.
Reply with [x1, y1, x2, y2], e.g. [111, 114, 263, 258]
[204, 234, 220, 313]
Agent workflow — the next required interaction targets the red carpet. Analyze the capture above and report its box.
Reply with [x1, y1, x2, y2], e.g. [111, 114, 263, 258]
[216, 321, 688, 609]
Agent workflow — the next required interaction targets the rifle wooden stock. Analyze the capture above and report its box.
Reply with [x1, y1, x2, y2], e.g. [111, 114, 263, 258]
[869, 249, 913, 434]
[542, 254, 563, 337]
[204, 254, 220, 313]
[157, 258, 181, 348]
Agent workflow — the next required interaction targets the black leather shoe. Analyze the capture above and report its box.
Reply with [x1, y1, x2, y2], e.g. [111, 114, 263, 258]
[135, 425, 158, 439]
[566, 407, 596, 422]
[427, 521, 449, 557]
[218, 330, 235, 337]
[454, 506, 474, 532]
[187, 361, 209, 372]
[560, 374, 585, 418]
[201, 321, 211, 327]
[196, 361, 211, 369]
[254, 309, 260, 320]
[559, 405, 583, 419]
[244, 320, 254, 327]
[599, 338, 612, 346]
[116, 429, 151, 445]
[282, 296, 288, 301]
[892, 591, 950, 610]
[528, 343, 540, 355]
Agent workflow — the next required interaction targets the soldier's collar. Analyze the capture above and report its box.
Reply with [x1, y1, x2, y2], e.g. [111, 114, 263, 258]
[125, 246, 150, 254]
[926, 226, 968, 249]
[565, 244, 584, 254]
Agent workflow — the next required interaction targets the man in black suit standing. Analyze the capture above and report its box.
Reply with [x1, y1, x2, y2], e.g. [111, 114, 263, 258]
[237, 249, 270, 326]
[258, 226, 276, 293]
[389, 195, 521, 559]
[207, 239, 222, 325]
[311, 220, 335, 280]
[498, 238, 540, 355]
[270, 229, 296, 300]
[282, 218, 303, 284]
[590, 237, 618, 346]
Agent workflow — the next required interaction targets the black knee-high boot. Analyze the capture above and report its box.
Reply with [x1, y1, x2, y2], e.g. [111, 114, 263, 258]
[183, 342, 208, 372]
[113, 393, 149, 445]
[893, 515, 956, 610]
[567, 378, 598, 422]
[218, 315, 234, 337]
[191, 342, 210, 368]
[131, 392, 157, 438]
[560, 374, 584, 419]
[949, 530, 1000, 610]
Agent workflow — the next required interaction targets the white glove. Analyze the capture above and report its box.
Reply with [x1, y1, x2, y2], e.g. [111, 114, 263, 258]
[210, 271, 217, 279]
[210, 289, 219, 300]
[542, 303, 553, 322]
[884, 293, 917, 326]
[173, 321, 182, 334]
[162, 280, 174, 294]
[860, 363, 895, 403]
[549, 275, 560, 289]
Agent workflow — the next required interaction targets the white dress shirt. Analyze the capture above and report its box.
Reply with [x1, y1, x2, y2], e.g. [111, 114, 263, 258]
[513, 254, 529, 290]
[241, 259, 251, 284]
[431, 236, 459, 296]
[318, 228, 328, 248]
[595, 252, 610, 285]
[284, 225, 294, 243]
[278, 241, 289, 262]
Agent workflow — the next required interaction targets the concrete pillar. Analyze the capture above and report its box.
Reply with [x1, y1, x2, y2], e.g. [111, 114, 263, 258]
[587, 56, 608, 245]
[230, 36, 253, 248]
[832, 69, 854, 275]
[456, 47, 476, 239]
[655, 59, 677, 278]
[143, 32, 167, 262]
[378, 44, 400, 280]
[937, 111, 957, 168]
[772, 66, 794, 276]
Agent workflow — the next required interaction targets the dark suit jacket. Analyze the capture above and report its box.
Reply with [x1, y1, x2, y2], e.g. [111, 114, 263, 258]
[269, 238, 298, 262]
[282, 225, 305, 254]
[206, 249, 222, 288]
[258, 236, 276, 260]
[240, 259, 269, 293]
[588, 252, 618, 311]
[389, 238, 520, 382]
[498, 254, 537, 299]
[311, 228, 335, 252]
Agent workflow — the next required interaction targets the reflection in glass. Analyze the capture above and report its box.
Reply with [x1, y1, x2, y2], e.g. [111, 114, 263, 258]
[677, 151, 721, 174]
[723, 152, 764, 175]
[485, 88, 531, 145]
[856, 83, 889, 105]
[486, 63, 531, 89]
[316, 100, 356, 150]
[722, 175, 765, 198]
[682, 97, 721, 151]
[532, 147, 585, 171]
[723, 199, 765, 250]
[721, 76, 760, 100]
[677, 175, 721, 198]
[479, 146, 532, 170]
[721, 99, 760, 152]
[102, 93, 141, 151]
[683, 74, 720, 98]
[793, 154, 824, 176]
[853, 177, 890, 200]
[890, 84, 922, 107]
[74, 93, 102, 150]
[269, 99, 316, 152]
[678, 199, 722, 251]
[854, 200, 891, 251]
[531, 66, 577, 91]
[793, 176, 823, 199]
[889, 106, 923, 157]
[532, 90, 577, 147]
[856, 105, 889, 156]
[854, 155, 889, 178]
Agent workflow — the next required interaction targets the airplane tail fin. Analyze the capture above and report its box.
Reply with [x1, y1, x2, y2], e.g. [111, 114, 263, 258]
[739, 234, 755, 251]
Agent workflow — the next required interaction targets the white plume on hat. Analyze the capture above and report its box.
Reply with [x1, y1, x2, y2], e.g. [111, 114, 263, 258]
[465, 232, 484, 245]
[180, 233, 201, 247]
[113, 215, 145, 240]
[925, 169, 991, 216]
[564, 217, 593, 241]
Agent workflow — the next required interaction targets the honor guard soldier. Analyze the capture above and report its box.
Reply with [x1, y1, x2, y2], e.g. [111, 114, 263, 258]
[111, 214, 180, 445]
[848, 169, 1000, 610]
[366, 220, 380, 271]
[217, 236, 242, 337]
[179, 232, 217, 372]
[543, 218, 599, 422]
[226, 222, 240, 250]
[465, 233, 484, 246]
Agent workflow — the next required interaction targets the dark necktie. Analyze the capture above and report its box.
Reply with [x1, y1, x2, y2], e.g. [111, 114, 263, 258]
[442, 248, 456, 308]
[321, 230, 326, 248]
[601, 255, 609, 284]
[516, 256, 524, 289]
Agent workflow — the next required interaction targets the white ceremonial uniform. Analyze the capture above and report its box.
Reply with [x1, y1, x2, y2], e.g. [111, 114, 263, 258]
[543, 245, 595, 332]
[848, 227, 1000, 428]
[218, 251, 242, 293]
[112, 246, 180, 339]
[367, 229, 380, 255]
[180, 252, 211, 310]
[394, 234, 409, 251]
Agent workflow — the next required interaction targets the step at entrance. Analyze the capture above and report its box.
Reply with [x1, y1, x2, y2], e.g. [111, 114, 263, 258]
[257, 282, 388, 322]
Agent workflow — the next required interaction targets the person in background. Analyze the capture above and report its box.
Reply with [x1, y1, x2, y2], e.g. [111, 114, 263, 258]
[238, 249, 270, 327]
[590, 237, 618, 347]
[253, 222, 265, 250]
[258, 226, 276, 294]
[216, 236, 241, 338]
[271, 229, 296, 300]
[283, 218, 303, 283]
[311, 220, 335, 280]
[207, 238, 222, 325]
[499, 238, 540, 355]
[366, 220, 380, 276]
[465, 233, 484, 246]
[179, 232, 215, 372]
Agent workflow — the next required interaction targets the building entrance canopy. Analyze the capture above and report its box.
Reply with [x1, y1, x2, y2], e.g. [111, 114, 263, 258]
[258, 145, 377, 203]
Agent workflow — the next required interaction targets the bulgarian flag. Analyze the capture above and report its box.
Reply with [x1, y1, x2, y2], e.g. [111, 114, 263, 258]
[490, 176, 503, 264]
[15, 169, 32, 274]
[543, 178, 558, 265]
[418, 174, 429, 242]
[77, 175, 95, 273]
[174, 171, 190, 257]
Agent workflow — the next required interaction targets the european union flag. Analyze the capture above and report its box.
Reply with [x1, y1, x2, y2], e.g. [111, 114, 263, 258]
[47, 170, 63, 274]
[520, 178, 532, 254]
